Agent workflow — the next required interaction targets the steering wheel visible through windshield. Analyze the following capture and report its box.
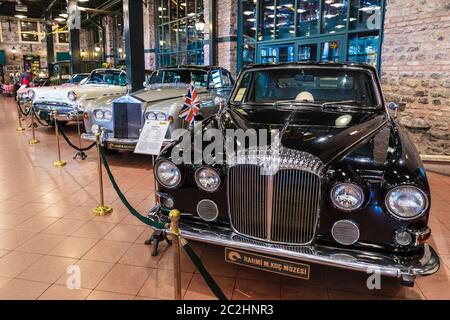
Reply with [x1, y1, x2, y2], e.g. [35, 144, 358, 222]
[232, 68, 380, 108]
[86, 70, 127, 86]
[150, 69, 208, 88]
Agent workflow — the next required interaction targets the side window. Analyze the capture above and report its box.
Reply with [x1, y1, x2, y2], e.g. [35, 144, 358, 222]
[119, 72, 127, 86]
[221, 70, 232, 88]
[210, 69, 223, 88]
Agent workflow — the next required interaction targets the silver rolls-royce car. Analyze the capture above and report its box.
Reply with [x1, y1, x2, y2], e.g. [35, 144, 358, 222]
[31, 68, 128, 125]
[81, 65, 234, 151]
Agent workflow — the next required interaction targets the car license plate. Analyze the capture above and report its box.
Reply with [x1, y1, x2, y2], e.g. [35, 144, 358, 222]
[225, 247, 310, 280]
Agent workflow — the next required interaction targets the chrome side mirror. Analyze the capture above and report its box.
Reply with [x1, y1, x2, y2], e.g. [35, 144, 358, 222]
[388, 102, 398, 118]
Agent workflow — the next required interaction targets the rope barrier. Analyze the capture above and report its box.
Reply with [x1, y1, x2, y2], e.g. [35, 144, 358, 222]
[17, 101, 32, 117]
[99, 146, 228, 300]
[100, 146, 166, 229]
[32, 110, 51, 127]
[56, 119, 96, 152]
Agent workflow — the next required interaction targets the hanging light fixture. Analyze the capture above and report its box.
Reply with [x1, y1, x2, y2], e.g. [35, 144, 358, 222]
[195, 17, 206, 32]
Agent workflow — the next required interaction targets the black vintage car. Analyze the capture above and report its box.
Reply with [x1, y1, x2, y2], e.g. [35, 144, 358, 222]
[149, 62, 439, 286]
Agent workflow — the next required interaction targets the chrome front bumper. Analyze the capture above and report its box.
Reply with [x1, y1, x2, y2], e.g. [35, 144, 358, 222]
[82, 133, 173, 151]
[34, 107, 82, 122]
[148, 209, 440, 283]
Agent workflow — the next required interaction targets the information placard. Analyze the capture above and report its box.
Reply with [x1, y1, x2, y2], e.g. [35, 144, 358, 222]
[134, 120, 169, 155]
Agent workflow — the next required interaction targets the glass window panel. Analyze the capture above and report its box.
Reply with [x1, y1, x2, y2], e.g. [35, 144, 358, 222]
[242, 44, 256, 66]
[297, 0, 320, 37]
[321, 41, 340, 62]
[158, 0, 169, 24]
[178, 20, 187, 52]
[350, 0, 382, 30]
[170, 0, 177, 20]
[187, 19, 196, 50]
[277, 0, 296, 39]
[322, 0, 349, 34]
[20, 21, 39, 42]
[58, 31, 69, 43]
[196, 0, 204, 14]
[169, 22, 178, 52]
[298, 43, 318, 61]
[186, 0, 196, 17]
[348, 32, 379, 67]
[242, 0, 257, 42]
[260, 0, 275, 40]
[179, 0, 186, 19]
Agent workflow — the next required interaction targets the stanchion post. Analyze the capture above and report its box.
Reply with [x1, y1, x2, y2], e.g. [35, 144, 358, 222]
[29, 107, 39, 145]
[92, 131, 113, 216]
[16, 101, 25, 132]
[53, 110, 67, 168]
[170, 209, 182, 300]
[74, 108, 87, 160]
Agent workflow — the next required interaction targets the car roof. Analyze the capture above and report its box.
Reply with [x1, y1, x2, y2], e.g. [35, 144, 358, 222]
[158, 65, 223, 71]
[242, 61, 377, 73]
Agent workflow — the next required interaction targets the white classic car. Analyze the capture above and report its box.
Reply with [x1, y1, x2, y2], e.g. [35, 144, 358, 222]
[30, 68, 127, 125]
[81, 65, 234, 151]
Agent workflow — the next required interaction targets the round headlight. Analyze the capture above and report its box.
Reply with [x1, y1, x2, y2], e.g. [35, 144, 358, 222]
[28, 89, 35, 99]
[68, 91, 77, 102]
[385, 186, 428, 220]
[91, 124, 100, 134]
[146, 112, 156, 120]
[195, 167, 221, 192]
[155, 160, 182, 189]
[156, 112, 167, 121]
[94, 110, 104, 120]
[331, 183, 365, 211]
[104, 110, 113, 121]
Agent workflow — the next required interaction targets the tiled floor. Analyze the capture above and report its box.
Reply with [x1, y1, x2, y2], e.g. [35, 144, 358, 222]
[0, 96, 449, 300]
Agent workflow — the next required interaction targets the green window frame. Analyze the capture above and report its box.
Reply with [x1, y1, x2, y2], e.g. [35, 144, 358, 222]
[237, 0, 386, 73]
[155, 0, 206, 67]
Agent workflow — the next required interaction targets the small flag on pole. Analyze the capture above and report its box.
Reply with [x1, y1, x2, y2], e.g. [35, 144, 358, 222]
[179, 83, 201, 125]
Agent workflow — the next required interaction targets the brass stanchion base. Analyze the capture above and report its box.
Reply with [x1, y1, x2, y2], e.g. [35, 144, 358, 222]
[53, 160, 67, 167]
[92, 205, 113, 216]
[16, 127, 26, 132]
[29, 139, 40, 145]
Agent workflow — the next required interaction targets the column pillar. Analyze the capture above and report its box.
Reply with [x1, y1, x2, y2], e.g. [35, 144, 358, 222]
[123, 0, 145, 91]
[68, 0, 81, 74]
[45, 15, 55, 76]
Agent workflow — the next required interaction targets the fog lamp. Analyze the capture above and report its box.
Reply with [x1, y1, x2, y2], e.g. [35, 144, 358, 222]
[395, 230, 413, 246]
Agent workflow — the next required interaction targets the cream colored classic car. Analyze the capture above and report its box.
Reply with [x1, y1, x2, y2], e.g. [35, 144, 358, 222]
[31, 68, 127, 125]
[81, 66, 233, 151]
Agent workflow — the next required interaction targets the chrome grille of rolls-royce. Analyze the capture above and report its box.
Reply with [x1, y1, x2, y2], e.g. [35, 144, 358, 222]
[113, 101, 142, 139]
[227, 146, 323, 245]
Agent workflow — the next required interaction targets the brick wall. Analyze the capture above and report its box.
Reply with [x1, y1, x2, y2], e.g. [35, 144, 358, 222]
[216, 0, 238, 75]
[143, 0, 156, 71]
[0, 20, 69, 71]
[381, 0, 450, 155]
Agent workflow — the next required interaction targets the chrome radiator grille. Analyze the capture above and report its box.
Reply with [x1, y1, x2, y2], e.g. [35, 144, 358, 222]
[227, 147, 323, 245]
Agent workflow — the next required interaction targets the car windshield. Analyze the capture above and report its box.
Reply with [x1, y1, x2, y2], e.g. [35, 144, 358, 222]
[86, 70, 127, 86]
[232, 68, 379, 108]
[150, 69, 208, 87]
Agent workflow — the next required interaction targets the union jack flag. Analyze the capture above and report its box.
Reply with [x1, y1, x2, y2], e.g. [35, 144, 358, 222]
[179, 83, 201, 125]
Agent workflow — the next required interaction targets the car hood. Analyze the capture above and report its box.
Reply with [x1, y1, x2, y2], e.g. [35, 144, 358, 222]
[217, 106, 390, 165]
[34, 84, 127, 104]
[132, 85, 207, 103]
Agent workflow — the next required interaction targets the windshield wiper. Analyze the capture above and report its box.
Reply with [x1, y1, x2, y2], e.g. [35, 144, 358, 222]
[274, 100, 321, 109]
[321, 100, 363, 108]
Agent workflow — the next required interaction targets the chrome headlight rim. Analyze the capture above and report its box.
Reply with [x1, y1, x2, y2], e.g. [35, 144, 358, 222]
[330, 182, 365, 212]
[156, 111, 167, 121]
[194, 166, 221, 193]
[104, 110, 113, 121]
[94, 109, 105, 120]
[384, 185, 429, 221]
[154, 160, 182, 189]
[145, 111, 157, 121]
[68, 91, 77, 102]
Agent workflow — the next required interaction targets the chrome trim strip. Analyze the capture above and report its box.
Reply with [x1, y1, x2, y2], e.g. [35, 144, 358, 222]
[157, 221, 440, 279]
